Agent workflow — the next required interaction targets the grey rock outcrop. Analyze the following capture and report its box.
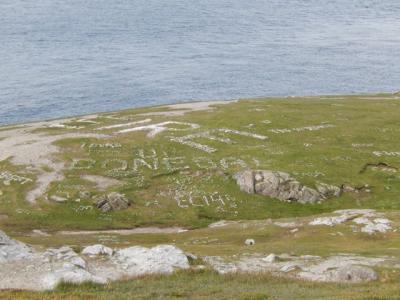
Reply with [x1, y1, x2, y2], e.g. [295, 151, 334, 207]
[41, 264, 106, 290]
[234, 170, 341, 204]
[0, 230, 34, 262]
[333, 265, 378, 283]
[42, 246, 87, 269]
[0, 231, 189, 291]
[315, 183, 342, 198]
[205, 253, 386, 283]
[263, 253, 277, 263]
[95, 192, 131, 212]
[112, 245, 190, 276]
[82, 244, 113, 257]
[309, 209, 393, 234]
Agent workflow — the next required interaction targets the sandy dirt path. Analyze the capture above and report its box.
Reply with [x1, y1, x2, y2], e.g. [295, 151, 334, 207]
[0, 119, 108, 203]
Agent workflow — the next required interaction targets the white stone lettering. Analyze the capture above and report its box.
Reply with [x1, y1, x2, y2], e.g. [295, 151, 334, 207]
[97, 119, 152, 130]
[220, 157, 247, 170]
[373, 151, 400, 157]
[71, 159, 96, 170]
[118, 121, 200, 138]
[133, 149, 159, 171]
[102, 159, 128, 171]
[269, 124, 334, 134]
[171, 128, 267, 153]
[0, 171, 32, 185]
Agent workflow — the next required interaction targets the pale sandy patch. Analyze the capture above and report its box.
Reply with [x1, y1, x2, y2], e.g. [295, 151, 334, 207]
[57, 227, 187, 235]
[81, 175, 123, 190]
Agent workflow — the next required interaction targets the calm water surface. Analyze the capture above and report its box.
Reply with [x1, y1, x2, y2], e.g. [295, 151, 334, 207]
[1, 0, 399, 125]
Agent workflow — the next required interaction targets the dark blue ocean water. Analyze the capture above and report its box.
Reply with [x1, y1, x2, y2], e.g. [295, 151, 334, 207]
[1, 0, 399, 125]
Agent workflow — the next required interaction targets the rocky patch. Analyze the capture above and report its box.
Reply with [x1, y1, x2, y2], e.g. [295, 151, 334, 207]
[234, 170, 341, 204]
[0, 231, 189, 291]
[0, 231, 34, 262]
[204, 253, 393, 283]
[309, 209, 394, 234]
[359, 162, 397, 174]
[81, 244, 113, 257]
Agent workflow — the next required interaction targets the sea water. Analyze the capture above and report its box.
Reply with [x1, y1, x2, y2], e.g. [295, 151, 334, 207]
[1, 0, 399, 125]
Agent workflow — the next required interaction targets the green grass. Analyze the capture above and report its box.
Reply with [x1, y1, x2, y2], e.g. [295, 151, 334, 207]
[2, 270, 400, 300]
[2, 94, 400, 233]
[13, 210, 400, 261]
[2, 94, 400, 299]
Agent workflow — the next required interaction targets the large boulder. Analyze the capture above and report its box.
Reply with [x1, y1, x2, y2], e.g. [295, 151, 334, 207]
[234, 170, 341, 204]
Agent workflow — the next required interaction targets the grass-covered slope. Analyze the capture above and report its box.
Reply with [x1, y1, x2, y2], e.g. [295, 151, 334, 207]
[1, 94, 400, 233]
[2, 94, 400, 299]
[4, 270, 400, 300]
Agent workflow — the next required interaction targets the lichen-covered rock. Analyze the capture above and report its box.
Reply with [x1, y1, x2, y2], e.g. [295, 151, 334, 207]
[82, 244, 113, 257]
[316, 183, 342, 198]
[42, 246, 86, 269]
[0, 230, 35, 262]
[333, 265, 378, 283]
[234, 170, 341, 204]
[205, 253, 384, 283]
[309, 215, 353, 226]
[263, 253, 277, 263]
[112, 245, 190, 276]
[40, 263, 107, 290]
[108, 192, 130, 210]
[308, 209, 393, 234]
[235, 170, 255, 194]
[0, 231, 190, 291]
[95, 192, 131, 212]
[361, 222, 392, 234]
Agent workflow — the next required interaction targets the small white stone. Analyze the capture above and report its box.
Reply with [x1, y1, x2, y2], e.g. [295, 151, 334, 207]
[244, 239, 255, 246]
